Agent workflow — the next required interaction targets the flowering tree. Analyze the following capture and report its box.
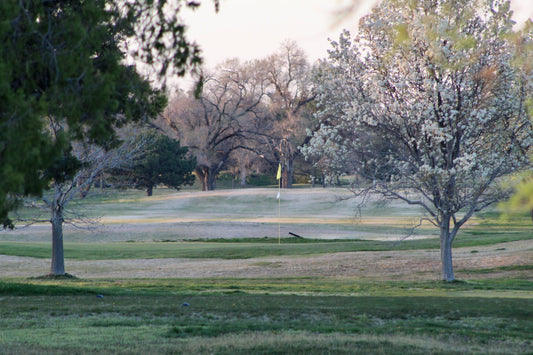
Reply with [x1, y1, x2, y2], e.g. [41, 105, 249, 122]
[500, 19, 533, 224]
[302, 0, 533, 281]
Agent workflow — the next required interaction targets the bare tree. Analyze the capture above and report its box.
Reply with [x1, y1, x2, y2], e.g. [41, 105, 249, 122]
[161, 59, 270, 190]
[262, 41, 315, 188]
[17, 126, 152, 276]
[160, 43, 316, 190]
[225, 148, 271, 187]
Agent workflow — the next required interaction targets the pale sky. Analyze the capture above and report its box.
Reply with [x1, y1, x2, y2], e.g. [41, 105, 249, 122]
[181, 0, 533, 70]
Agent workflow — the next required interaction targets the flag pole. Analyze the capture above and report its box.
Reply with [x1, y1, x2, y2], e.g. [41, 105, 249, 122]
[276, 163, 282, 244]
[278, 181, 281, 245]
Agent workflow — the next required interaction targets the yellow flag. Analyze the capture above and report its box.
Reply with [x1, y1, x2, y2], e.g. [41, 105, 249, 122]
[276, 163, 282, 180]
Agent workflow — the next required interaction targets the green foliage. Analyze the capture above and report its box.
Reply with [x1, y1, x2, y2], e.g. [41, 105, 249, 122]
[246, 173, 278, 187]
[43, 148, 85, 184]
[0, 0, 206, 227]
[113, 133, 196, 195]
[215, 172, 279, 188]
[499, 172, 533, 223]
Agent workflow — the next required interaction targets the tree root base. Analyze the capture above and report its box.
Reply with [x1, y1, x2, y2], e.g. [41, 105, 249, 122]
[32, 273, 78, 280]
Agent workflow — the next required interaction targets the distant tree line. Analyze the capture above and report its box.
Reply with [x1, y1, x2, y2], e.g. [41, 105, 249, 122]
[158, 41, 317, 191]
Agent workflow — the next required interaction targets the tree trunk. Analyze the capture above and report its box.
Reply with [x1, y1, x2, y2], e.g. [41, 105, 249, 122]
[50, 207, 65, 276]
[239, 166, 247, 188]
[281, 159, 294, 189]
[195, 168, 207, 191]
[206, 168, 217, 191]
[440, 215, 455, 282]
[147, 184, 153, 196]
[195, 166, 218, 191]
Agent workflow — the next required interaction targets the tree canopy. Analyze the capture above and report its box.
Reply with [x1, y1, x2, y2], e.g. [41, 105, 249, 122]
[0, 0, 212, 227]
[161, 59, 271, 191]
[116, 133, 196, 196]
[303, 0, 533, 281]
[160, 42, 315, 190]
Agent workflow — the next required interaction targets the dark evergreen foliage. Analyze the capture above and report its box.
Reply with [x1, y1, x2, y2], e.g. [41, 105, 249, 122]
[0, 0, 210, 227]
[113, 134, 196, 196]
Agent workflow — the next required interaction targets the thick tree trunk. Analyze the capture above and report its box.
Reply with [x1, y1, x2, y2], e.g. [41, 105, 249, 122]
[50, 207, 65, 276]
[206, 169, 217, 191]
[440, 215, 455, 282]
[239, 167, 247, 188]
[147, 184, 153, 196]
[281, 159, 294, 189]
[195, 166, 219, 191]
[195, 168, 207, 191]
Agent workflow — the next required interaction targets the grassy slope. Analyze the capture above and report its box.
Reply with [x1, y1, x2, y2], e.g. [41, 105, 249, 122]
[1, 188, 532, 259]
[3, 187, 440, 242]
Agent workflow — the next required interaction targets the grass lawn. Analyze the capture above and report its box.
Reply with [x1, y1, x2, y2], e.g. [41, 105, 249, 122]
[0, 229, 532, 260]
[0, 278, 532, 354]
[1, 187, 532, 353]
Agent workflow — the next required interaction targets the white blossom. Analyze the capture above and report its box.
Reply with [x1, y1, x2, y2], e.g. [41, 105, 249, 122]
[302, 0, 533, 281]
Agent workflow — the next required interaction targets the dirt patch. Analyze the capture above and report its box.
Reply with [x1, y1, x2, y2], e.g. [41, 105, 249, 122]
[2, 240, 531, 281]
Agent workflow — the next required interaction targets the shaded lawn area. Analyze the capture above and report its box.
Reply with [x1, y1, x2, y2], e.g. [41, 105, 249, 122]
[0, 278, 532, 354]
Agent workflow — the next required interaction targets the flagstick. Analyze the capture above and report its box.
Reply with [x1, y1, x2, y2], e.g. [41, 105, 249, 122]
[276, 162, 282, 245]
[278, 180, 281, 245]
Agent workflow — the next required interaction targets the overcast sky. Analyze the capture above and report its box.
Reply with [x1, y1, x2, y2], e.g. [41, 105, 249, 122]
[181, 0, 533, 69]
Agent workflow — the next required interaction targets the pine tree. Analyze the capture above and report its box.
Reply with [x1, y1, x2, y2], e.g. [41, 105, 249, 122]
[126, 134, 196, 196]
[0, 0, 210, 227]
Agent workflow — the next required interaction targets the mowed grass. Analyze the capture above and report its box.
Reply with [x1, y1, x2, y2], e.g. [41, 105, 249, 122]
[0, 227, 531, 260]
[2, 190, 532, 261]
[0, 278, 532, 354]
[4, 187, 531, 246]
[2, 188, 532, 353]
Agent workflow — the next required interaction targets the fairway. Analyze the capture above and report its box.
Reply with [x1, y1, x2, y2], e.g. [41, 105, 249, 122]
[0, 278, 532, 354]
[1, 188, 441, 243]
[3, 0, 533, 353]
[1, 187, 532, 354]
[1, 187, 531, 280]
